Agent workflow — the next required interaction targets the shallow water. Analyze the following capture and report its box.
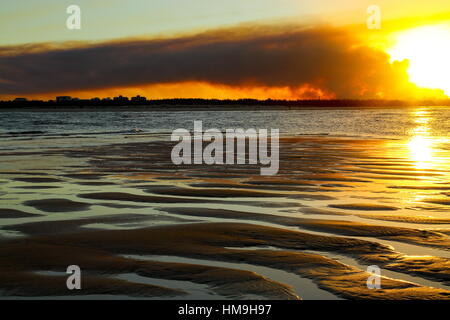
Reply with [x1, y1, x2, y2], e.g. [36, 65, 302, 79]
[1, 106, 450, 300]
[2, 106, 450, 149]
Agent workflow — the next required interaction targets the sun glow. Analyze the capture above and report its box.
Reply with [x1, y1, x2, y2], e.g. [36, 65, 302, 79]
[407, 109, 435, 170]
[408, 136, 434, 170]
[388, 24, 450, 96]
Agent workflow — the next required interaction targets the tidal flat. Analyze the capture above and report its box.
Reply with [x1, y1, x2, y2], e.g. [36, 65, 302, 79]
[1, 109, 450, 300]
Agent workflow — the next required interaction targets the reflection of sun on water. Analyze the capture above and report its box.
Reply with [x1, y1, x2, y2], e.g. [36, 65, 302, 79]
[408, 136, 434, 170]
[413, 110, 431, 125]
[408, 109, 435, 170]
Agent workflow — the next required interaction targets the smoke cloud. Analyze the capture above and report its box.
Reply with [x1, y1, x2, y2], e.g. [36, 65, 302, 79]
[0, 25, 441, 99]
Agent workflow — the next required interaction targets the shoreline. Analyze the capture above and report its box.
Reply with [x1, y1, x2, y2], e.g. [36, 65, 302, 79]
[1, 104, 450, 112]
[1, 119, 450, 299]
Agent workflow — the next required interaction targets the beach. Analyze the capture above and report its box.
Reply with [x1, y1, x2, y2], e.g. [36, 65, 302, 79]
[1, 107, 450, 300]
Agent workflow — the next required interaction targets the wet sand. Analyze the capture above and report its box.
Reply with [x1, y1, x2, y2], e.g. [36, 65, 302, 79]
[1, 134, 450, 300]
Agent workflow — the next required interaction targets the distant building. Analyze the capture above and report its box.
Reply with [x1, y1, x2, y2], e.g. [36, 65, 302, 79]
[90, 97, 101, 102]
[113, 95, 129, 101]
[56, 96, 72, 102]
[131, 95, 147, 102]
[13, 98, 27, 102]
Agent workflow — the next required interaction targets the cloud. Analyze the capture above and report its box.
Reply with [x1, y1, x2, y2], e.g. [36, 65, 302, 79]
[0, 24, 444, 99]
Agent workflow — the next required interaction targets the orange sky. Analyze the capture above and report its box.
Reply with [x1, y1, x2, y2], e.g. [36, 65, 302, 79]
[2, 82, 336, 101]
[1, 2, 450, 100]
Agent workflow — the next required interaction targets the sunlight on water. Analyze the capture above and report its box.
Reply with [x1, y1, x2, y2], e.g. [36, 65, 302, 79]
[408, 136, 434, 170]
[408, 109, 435, 170]
[2, 108, 450, 299]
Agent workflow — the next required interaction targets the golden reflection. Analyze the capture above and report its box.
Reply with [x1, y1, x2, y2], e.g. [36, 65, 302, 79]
[413, 110, 431, 125]
[408, 136, 434, 169]
[408, 109, 434, 170]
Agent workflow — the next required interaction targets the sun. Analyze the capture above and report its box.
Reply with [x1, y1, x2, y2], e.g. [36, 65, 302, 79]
[387, 24, 450, 96]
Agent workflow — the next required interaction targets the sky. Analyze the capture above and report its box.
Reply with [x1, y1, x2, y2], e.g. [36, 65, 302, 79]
[1, 0, 450, 100]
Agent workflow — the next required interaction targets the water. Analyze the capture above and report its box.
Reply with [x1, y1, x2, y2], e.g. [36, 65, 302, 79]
[1, 106, 450, 300]
[2, 107, 450, 142]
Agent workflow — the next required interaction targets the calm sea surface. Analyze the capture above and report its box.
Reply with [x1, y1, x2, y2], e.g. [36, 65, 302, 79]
[1, 107, 450, 148]
[1, 106, 450, 299]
